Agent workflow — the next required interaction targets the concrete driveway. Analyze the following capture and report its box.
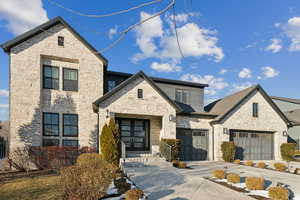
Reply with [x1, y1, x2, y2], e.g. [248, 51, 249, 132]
[125, 160, 300, 200]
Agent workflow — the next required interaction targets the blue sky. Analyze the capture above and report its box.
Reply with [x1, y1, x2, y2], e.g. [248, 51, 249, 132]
[1, 0, 300, 121]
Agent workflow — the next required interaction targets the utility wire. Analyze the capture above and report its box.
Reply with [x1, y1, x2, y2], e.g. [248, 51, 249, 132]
[172, 4, 184, 58]
[47, 0, 163, 18]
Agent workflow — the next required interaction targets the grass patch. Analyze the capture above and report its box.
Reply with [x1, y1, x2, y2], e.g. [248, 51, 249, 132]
[0, 174, 62, 200]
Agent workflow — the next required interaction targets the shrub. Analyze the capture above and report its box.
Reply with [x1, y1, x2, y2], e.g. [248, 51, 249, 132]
[213, 170, 226, 179]
[9, 147, 31, 172]
[227, 173, 240, 183]
[280, 143, 296, 162]
[233, 159, 241, 164]
[76, 153, 102, 168]
[100, 119, 121, 166]
[221, 142, 236, 162]
[245, 160, 254, 166]
[268, 186, 289, 200]
[274, 163, 287, 172]
[178, 162, 187, 169]
[114, 178, 131, 194]
[257, 162, 266, 169]
[160, 138, 181, 161]
[172, 160, 180, 167]
[245, 177, 265, 190]
[125, 189, 144, 200]
[60, 158, 118, 200]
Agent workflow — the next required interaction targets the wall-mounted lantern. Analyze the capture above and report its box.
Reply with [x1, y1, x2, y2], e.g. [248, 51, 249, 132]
[223, 128, 229, 135]
[169, 114, 176, 122]
[282, 131, 288, 137]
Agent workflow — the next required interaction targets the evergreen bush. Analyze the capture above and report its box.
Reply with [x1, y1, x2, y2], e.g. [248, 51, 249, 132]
[221, 142, 236, 162]
[280, 143, 296, 162]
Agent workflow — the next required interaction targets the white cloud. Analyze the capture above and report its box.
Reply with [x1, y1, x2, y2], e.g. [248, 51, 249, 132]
[238, 68, 252, 79]
[0, 104, 8, 108]
[283, 17, 300, 51]
[150, 62, 182, 72]
[108, 26, 117, 40]
[231, 82, 253, 93]
[181, 74, 228, 96]
[265, 38, 282, 53]
[260, 66, 280, 79]
[219, 68, 228, 74]
[133, 12, 224, 64]
[274, 23, 281, 28]
[0, 0, 48, 35]
[0, 89, 8, 97]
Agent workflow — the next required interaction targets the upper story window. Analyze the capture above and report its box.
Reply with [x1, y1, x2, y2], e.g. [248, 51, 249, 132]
[43, 112, 59, 136]
[253, 103, 258, 118]
[175, 89, 189, 104]
[138, 89, 143, 99]
[43, 65, 59, 90]
[63, 68, 78, 91]
[63, 114, 78, 137]
[58, 36, 64, 46]
[108, 80, 116, 92]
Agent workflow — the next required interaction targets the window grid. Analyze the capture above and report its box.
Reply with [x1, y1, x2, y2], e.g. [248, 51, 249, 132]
[175, 89, 189, 104]
[138, 89, 143, 99]
[63, 68, 78, 91]
[43, 112, 59, 136]
[58, 36, 64, 46]
[108, 80, 116, 92]
[62, 139, 79, 147]
[43, 65, 59, 90]
[63, 114, 78, 137]
[253, 103, 259, 118]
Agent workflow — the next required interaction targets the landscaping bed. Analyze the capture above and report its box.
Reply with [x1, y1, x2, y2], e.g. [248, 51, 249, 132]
[0, 169, 57, 182]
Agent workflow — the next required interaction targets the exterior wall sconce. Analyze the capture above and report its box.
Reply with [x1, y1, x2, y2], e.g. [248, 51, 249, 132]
[223, 128, 229, 135]
[283, 131, 288, 137]
[106, 109, 114, 118]
[169, 114, 176, 122]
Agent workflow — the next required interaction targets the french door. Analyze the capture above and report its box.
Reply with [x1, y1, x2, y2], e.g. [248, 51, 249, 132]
[117, 118, 150, 151]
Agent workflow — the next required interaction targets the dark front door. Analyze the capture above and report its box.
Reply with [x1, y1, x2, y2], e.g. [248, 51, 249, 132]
[230, 130, 274, 160]
[118, 118, 150, 151]
[177, 128, 209, 161]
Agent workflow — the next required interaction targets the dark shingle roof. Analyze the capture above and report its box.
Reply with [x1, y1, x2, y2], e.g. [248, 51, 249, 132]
[271, 96, 300, 105]
[1, 16, 108, 66]
[284, 109, 300, 126]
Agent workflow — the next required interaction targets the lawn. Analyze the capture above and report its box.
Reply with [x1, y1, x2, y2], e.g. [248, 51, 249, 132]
[0, 174, 62, 200]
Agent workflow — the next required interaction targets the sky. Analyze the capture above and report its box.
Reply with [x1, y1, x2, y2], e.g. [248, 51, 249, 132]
[1, 0, 300, 121]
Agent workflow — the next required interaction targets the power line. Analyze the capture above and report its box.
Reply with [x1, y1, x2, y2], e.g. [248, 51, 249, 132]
[47, 0, 163, 18]
[172, 4, 184, 58]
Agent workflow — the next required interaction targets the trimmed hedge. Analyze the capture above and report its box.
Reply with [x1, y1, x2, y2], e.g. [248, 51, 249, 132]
[125, 189, 144, 200]
[233, 159, 241, 164]
[274, 162, 287, 172]
[245, 160, 254, 167]
[281, 143, 297, 162]
[221, 142, 236, 162]
[160, 138, 181, 161]
[213, 170, 226, 179]
[245, 177, 265, 190]
[227, 173, 240, 183]
[257, 162, 266, 169]
[268, 186, 289, 200]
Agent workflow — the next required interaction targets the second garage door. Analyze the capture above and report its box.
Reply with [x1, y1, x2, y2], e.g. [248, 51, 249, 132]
[230, 130, 274, 160]
[177, 128, 209, 161]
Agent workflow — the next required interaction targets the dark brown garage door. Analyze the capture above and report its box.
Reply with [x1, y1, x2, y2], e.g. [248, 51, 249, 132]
[177, 128, 209, 161]
[230, 130, 274, 160]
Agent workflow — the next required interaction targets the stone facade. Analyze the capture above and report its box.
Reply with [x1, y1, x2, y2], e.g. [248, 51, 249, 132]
[9, 24, 104, 150]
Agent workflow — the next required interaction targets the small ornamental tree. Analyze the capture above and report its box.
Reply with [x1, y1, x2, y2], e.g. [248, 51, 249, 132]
[280, 143, 296, 161]
[100, 119, 121, 166]
[221, 142, 236, 162]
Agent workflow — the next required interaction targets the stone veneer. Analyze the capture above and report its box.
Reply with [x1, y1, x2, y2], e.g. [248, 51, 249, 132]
[9, 24, 104, 149]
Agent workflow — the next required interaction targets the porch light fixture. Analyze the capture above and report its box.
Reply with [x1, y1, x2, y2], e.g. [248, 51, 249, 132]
[169, 114, 176, 122]
[283, 131, 288, 137]
[223, 128, 229, 135]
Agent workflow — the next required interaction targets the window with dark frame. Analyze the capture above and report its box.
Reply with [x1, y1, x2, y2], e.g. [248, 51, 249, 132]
[43, 139, 59, 147]
[62, 140, 78, 147]
[253, 103, 259, 118]
[58, 36, 64, 46]
[43, 65, 59, 89]
[63, 114, 78, 137]
[108, 80, 116, 92]
[175, 89, 189, 104]
[63, 68, 78, 91]
[138, 89, 143, 99]
[43, 113, 59, 136]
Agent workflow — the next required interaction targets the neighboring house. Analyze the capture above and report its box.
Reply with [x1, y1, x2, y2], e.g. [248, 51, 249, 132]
[271, 96, 300, 149]
[0, 17, 291, 161]
[0, 121, 9, 158]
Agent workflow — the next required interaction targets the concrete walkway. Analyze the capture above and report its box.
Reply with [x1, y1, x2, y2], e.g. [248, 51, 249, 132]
[125, 160, 300, 200]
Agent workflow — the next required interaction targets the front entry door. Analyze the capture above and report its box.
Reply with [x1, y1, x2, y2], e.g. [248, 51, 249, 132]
[118, 118, 149, 151]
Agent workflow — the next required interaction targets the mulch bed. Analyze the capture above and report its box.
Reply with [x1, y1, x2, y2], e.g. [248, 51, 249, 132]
[205, 178, 271, 200]
[0, 169, 57, 182]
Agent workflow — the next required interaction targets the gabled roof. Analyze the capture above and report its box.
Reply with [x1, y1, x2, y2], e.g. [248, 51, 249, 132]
[93, 71, 182, 112]
[271, 96, 300, 105]
[106, 71, 208, 88]
[1, 16, 108, 66]
[284, 109, 300, 126]
[205, 84, 291, 125]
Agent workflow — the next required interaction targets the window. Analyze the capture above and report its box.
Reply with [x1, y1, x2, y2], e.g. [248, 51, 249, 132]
[62, 140, 78, 147]
[43, 113, 59, 136]
[138, 89, 143, 99]
[43, 65, 59, 89]
[63, 68, 78, 91]
[43, 139, 59, 146]
[108, 80, 116, 92]
[63, 114, 78, 137]
[175, 89, 189, 104]
[58, 36, 64, 46]
[253, 103, 258, 118]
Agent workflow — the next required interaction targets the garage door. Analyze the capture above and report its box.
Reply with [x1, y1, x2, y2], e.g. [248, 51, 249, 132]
[230, 130, 274, 160]
[177, 129, 209, 161]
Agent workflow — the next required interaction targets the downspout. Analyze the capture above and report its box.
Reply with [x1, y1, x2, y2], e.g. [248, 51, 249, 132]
[210, 123, 215, 161]
[97, 112, 100, 154]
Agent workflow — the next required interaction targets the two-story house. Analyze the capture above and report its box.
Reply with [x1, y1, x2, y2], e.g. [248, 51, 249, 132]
[1, 17, 291, 161]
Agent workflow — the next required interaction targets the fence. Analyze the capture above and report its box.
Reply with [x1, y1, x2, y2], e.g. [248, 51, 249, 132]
[0, 136, 6, 159]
